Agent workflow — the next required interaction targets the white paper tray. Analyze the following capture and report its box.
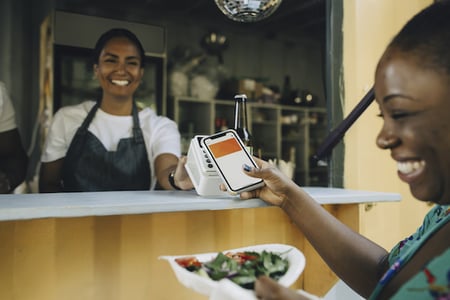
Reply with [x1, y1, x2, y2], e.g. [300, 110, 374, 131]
[160, 243, 305, 299]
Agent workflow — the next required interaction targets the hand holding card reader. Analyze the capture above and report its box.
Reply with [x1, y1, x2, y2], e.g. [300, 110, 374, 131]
[185, 135, 228, 196]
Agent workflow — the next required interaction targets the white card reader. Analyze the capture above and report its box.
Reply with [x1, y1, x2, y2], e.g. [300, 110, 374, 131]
[185, 135, 228, 197]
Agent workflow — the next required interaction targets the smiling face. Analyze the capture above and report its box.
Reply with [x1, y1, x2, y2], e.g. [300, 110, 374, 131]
[94, 36, 144, 102]
[375, 47, 450, 205]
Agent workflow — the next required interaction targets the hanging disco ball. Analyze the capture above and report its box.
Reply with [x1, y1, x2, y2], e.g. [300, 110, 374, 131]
[214, 0, 283, 23]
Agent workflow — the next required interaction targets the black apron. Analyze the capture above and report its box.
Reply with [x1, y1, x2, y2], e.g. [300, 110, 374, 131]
[61, 101, 151, 192]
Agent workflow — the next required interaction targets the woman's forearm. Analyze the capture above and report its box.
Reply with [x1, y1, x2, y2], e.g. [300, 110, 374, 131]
[281, 186, 388, 297]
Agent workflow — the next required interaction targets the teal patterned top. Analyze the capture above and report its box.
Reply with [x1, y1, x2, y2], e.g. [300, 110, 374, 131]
[369, 205, 450, 300]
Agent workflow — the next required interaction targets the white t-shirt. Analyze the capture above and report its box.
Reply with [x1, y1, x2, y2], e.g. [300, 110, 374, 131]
[0, 82, 17, 133]
[41, 100, 181, 190]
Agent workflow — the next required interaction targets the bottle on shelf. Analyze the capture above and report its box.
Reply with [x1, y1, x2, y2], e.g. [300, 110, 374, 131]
[215, 117, 229, 132]
[233, 94, 254, 155]
[281, 75, 292, 105]
[220, 118, 228, 131]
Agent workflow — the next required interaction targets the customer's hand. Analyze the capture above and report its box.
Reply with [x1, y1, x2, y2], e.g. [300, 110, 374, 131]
[255, 276, 314, 300]
[238, 157, 298, 207]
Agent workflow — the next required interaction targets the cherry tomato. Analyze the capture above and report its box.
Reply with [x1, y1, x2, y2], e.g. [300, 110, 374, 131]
[175, 256, 202, 268]
[225, 252, 258, 264]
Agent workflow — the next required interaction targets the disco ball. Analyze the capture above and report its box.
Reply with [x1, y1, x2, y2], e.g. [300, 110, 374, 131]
[214, 0, 283, 23]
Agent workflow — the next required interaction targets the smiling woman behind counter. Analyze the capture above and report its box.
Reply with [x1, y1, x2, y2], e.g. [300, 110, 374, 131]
[39, 28, 193, 193]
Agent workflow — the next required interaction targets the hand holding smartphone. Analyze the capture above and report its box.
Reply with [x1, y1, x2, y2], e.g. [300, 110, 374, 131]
[201, 129, 264, 194]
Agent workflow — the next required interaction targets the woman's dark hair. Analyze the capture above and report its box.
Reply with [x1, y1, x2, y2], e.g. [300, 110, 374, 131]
[389, 0, 450, 75]
[93, 28, 146, 68]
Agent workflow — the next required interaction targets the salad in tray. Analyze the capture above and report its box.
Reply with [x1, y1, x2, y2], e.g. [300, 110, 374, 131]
[160, 243, 305, 297]
[175, 250, 289, 289]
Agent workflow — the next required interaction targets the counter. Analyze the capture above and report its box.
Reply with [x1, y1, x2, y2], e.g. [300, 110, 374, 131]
[0, 187, 400, 221]
[0, 188, 400, 300]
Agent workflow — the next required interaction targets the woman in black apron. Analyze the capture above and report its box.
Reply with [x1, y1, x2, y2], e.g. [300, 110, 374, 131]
[39, 28, 193, 192]
[61, 100, 150, 191]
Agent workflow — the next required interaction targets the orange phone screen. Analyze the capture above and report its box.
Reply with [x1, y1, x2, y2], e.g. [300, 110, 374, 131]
[208, 137, 241, 158]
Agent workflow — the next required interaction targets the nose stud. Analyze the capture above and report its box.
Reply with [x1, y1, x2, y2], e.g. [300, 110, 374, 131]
[379, 140, 390, 148]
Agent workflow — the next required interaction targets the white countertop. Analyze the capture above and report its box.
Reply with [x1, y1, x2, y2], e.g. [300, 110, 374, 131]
[0, 187, 401, 221]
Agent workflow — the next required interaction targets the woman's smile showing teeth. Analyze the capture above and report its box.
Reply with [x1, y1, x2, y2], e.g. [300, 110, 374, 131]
[111, 79, 129, 86]
[397, 160, 426, 183]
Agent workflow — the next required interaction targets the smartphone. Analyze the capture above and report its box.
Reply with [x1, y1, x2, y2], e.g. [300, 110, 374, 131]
[201, 129, 264, 194]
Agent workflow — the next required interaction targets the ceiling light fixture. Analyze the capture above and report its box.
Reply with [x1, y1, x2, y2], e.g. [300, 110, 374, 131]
[214, 0, 283, 22]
